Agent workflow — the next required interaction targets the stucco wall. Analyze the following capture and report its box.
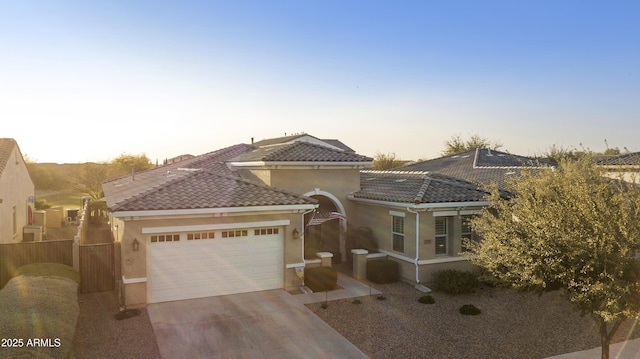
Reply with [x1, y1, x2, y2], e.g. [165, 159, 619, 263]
[352, 202, 484, 284]
[114, 210, 307, 305]
[0, 145, 35, 243]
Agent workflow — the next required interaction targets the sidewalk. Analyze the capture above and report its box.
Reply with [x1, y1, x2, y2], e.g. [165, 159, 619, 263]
[547, 338, 640, 359]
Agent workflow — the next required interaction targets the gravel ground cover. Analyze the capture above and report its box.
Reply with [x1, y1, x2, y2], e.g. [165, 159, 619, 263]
[72, 291, 161, 359]
[307, 281, 640, 359]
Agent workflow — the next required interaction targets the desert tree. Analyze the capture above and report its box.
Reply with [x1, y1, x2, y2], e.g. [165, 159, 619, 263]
[465, 155, 640, 359]
[110, 153, 154, 178]
[373, 152, 405, 170]
[73, 163, 110, 200]
[441, 134, 502, 156]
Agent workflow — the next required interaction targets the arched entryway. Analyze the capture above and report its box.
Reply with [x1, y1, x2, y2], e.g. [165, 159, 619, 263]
[302, 190, 347, 263]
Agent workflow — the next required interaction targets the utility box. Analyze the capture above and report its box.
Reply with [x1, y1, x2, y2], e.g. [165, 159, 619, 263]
[33, 210, 47, 237]
[23, 225, 43, 242]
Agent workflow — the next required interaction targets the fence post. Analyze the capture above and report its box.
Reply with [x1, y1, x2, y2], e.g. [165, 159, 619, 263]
[73, 235, 80, 272]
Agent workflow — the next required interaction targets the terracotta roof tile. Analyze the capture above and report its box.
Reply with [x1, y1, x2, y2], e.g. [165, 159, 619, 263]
[0, 138, 18, 175]
[235, 142, 372, 163]
[399, 148, 553, 190]
[353, 170, 492, 204]
[111, 171, 316, 212]
[102, 144, 252, 209]
[594, 152, 640, 166]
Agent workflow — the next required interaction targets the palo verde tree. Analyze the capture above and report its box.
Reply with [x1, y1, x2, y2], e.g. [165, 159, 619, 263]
[466, 155, 640, 359]
[441, 134, 502, 156]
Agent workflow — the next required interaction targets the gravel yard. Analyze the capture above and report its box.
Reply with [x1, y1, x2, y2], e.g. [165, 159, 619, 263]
[307, 281, 640, 359]
[72, 291, 160, 359]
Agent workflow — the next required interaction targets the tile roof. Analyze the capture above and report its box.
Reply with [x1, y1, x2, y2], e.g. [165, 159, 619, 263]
[110, 171, 316, 212]
[252, 133, 355, 153]
[0, 138, 18, 175]
[233, 142, 372, 163]
[594, 152, 640, 166]
[352, 170, 493, 204]
[102, 144, 253, 209]
[398, 148, 554, 190]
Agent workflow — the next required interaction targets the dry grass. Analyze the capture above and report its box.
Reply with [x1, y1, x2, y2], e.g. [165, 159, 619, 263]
[14, 262, 80, 284]
[0, 276, 79, 359]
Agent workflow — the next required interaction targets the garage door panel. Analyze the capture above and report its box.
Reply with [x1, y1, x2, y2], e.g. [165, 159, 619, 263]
[148, 229, 284, 303]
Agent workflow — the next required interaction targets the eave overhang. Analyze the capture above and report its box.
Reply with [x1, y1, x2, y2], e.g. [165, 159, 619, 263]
[111, 203, 318, 218]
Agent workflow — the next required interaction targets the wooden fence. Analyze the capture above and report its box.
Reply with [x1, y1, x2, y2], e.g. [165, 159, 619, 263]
[0, 239, 73, 289]
[79, 243, 115, 293]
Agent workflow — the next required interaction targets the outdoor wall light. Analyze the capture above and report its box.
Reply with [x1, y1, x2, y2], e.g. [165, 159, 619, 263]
[132, 238, 139, 251]
[292, 228, 300, 240]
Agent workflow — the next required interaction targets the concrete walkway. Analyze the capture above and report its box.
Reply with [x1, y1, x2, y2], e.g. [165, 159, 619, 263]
[547, 338, 640, 359]
[147, 289, 369, 359]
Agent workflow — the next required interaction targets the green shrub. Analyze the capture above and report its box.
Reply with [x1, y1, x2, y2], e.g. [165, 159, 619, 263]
[418, 295, 435, 304]
[305, 266, 338, 292]
[459, 304, 482, 315]
[366, 259, 399, 284]
[432, 269, 479, 294]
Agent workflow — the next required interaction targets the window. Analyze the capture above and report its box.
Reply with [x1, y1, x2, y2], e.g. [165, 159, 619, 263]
[392, 215, 404, 253]
[221, 230, 248, 238]
[187, 232, 215, 240]
[150, 234, 180, 243]
[254, 228, 279, 236]
[435, 217, 448, 255]
[461, 215, 479, 252]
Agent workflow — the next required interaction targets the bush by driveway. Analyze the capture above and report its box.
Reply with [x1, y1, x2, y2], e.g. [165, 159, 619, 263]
[0, 273, 79, 359]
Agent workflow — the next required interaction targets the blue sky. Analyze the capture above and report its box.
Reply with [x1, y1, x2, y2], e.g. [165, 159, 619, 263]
[2, 1, 638, 163]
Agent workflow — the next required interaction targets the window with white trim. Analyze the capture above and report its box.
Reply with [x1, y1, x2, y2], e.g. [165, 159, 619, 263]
[435, 217, 448, 255]
[221, 230, 248, 238]
[461, 215, 479, 252]
[187, 232, 215, 240]
[150, 234, 180, 243]
[392, 215, 404, 253]
[254, 228, 279, 236]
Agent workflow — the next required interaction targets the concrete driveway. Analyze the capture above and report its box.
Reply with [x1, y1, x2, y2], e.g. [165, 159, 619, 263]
[147, 289, 368, 359]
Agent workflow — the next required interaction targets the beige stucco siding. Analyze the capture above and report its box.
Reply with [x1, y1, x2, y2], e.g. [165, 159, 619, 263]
[352, 201, 483, 284]
[114, 210, 307, 306]
[0, 146, 35, 243]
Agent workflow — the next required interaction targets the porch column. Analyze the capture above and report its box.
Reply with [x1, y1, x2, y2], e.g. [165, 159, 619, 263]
[351, 249, 369, 280]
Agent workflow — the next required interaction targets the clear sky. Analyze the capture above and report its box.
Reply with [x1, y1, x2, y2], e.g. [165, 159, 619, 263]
[2, 1, 639, 163]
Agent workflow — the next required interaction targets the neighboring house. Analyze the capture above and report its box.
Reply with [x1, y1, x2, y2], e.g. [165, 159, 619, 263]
[399, 148, 555, 190]
[0, 138, 35, 243]
[348, 148, 554, 284]
[102, 139, 372, 306]
[594, 152, 640, 183]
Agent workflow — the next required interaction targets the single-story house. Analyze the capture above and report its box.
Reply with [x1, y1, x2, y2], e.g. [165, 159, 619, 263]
[595, 152, 640, 183]
[0, 138, 36, 243]
[102, 135, 372, 306]
[103, 135, 552, 306]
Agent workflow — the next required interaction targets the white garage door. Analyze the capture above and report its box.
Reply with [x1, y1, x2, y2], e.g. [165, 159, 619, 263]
[147, 227, 283, 303]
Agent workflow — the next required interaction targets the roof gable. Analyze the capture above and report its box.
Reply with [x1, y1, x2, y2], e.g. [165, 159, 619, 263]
[0, 138, 18, 175]
[233, 142, 372, 163]
[353, 170, 493, 205]
[398, 148, 553, 189]
[102, 144, 253, 209]
[110, 171, 316, 212]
